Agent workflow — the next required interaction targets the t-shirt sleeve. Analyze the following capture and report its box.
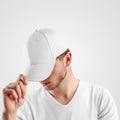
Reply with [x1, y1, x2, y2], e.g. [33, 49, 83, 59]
[97, 88, 119, 120]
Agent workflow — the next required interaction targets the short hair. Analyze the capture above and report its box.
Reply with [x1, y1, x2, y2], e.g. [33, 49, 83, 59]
[56, 49, 70, 60]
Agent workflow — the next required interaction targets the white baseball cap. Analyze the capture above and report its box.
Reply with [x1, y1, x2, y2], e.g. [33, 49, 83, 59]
[25, 29, 68, 82]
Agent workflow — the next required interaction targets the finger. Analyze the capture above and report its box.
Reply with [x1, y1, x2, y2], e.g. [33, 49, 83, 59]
[6, 82, 22, 100]
[18, 81, 26, 98]
[9, 94, 14, 100]
[14, 84, 22, 100]
[19, 74, 28, 85]
[6, 82, 17, 89]
[3, 88, 18, 102]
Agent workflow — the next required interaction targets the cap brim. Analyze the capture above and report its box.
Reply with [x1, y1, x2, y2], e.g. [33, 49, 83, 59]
[25, 60, 55, 82]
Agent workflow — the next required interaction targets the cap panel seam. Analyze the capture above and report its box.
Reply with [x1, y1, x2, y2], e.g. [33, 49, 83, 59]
[40, 31, 54, 60]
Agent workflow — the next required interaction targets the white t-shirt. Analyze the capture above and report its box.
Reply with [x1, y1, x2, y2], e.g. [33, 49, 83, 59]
[17, 80, 119, 120]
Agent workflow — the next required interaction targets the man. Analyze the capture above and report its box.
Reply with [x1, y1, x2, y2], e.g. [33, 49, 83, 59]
[2, 29, 118, 120]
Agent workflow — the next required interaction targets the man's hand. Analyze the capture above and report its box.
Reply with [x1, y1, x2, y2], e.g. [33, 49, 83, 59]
[2, 74, 28, 120]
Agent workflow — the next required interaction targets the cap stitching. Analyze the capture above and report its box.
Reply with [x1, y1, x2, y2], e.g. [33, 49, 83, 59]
[39, 31, 54, 61]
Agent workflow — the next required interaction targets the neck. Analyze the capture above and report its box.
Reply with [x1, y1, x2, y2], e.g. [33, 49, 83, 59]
[48, 66, 79, 101]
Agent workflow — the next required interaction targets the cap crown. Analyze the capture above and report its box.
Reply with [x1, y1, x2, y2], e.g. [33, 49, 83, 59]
[26, 29, 68, 81]
[27, 29, 67, 65]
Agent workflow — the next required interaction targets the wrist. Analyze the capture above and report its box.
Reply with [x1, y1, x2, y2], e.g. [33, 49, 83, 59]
[2, 111, 16, 120]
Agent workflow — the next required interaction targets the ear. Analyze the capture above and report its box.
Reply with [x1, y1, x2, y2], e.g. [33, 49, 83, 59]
[64, 52, 72, 67]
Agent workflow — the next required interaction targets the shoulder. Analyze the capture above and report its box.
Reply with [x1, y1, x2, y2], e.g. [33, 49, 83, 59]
[80, 79, 119, 120]
[79, 79, 105, 97]
[80, 79, 113, 97]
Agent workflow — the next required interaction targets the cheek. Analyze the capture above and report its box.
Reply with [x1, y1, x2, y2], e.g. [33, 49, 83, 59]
[52, 63, 65, 76]
[48, 60, 66, 82]
[51, 69, 65, 81]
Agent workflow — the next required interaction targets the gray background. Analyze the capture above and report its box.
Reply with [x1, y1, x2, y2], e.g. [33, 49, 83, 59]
[0, 0, 120, 119]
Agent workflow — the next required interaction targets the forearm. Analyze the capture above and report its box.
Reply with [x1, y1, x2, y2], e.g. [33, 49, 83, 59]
[2, 112, 16, 120]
